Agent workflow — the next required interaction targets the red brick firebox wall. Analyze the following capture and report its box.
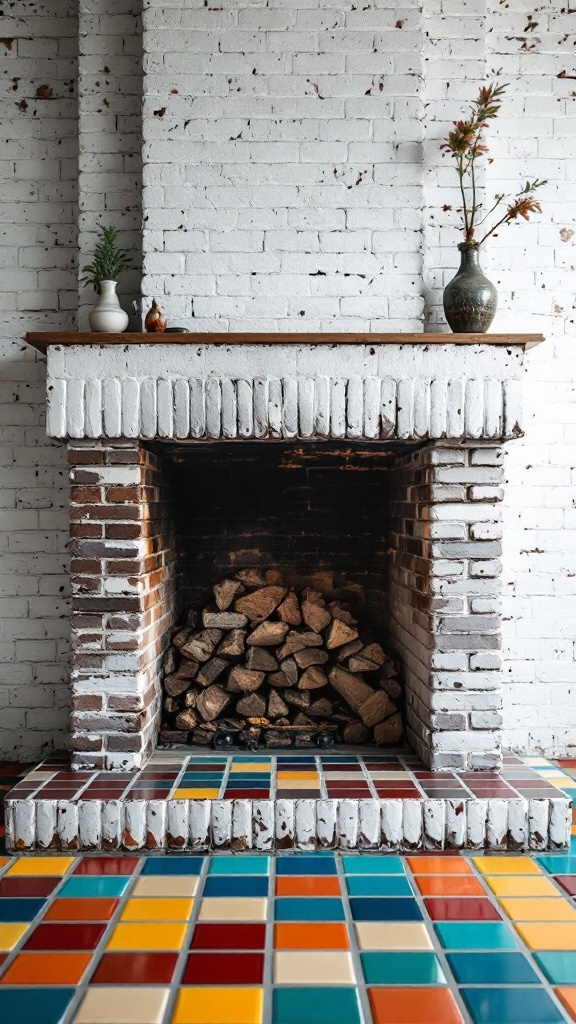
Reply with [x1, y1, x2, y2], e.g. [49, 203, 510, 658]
[68, 441, 176, 769]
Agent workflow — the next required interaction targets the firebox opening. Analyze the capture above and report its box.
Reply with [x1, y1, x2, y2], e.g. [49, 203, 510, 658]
[150, 439, 426, 751]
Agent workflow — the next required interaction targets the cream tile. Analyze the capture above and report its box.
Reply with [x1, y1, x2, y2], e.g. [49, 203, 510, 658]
[368, 772, 411, 780]
[74, 986, 170, 1024]
[273, 950, 355, 984]
[198, 897, 268, 921]
[355, 922, 433, 951]
[322, 772, 370, 780]
[132, 875, 199, 897]
[276, 780, 321, 790]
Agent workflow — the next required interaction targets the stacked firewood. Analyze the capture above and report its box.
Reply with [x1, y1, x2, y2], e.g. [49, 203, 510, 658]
[160, 570, 403, 749]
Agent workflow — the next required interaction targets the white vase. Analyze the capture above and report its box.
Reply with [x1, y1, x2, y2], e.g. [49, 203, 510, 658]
[88, 280, 129, 333]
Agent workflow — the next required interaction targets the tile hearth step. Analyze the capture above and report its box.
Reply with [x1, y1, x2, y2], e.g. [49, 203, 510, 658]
[5, 751, 572, 854]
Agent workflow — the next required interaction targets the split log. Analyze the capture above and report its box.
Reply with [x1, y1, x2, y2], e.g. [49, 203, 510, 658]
[329, 665, 374, 711]
[358, 691, 391, 728]
[175, 658, 199, 680]
[301, 599, 332, 633]
[268, 670, 294, 689]
[268, 690, 289, 719]
[362, 643, 385, 666]
[278, 631, 323, 659]
[181, 629, 222, 663]
[172, 627, 192, 649]
[326, 619, 359, 649]
[196, 684, 230, 722]
[343, 721, 370, 744]
[227, 666, 266, 694]
[294, 648, 328, 669]
[175, 709, 198, 730]
[298, 666, 328, 690]
[277, 590, 302, 625]
[282, 658, 299, 686]
[348, 655, 380, 673]
[217, 629, 246, 658]
[213, 578, 244, 610]
[235, 585, 286, 622]
[236, 568, 267, 587]
[236, 692, 266, 718]
[373, 712, 403, 745]
[246, 647, 278, 672]
[196, 657, 228, 688]
[164, 674, 193, 698]
[337, 640, 363, 662]
[203, 610, 248, 630]
[247, 621, 289, 646]
[284, 690, 311, 709]
[307, 698, 334, 718]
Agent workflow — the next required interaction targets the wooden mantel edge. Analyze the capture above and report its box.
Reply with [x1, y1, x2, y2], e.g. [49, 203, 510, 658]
[25, 331, 544, 355]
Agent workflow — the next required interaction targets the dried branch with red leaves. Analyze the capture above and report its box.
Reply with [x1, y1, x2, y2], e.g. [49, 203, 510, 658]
[441, 81, 546, 246]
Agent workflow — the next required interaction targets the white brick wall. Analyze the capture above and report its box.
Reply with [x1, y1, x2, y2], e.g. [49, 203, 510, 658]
[0, 0, 574, 760]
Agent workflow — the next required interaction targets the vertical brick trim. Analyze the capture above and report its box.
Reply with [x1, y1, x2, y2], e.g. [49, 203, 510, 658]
[388, 442, 504, 771]
[68, 440, 176, 769]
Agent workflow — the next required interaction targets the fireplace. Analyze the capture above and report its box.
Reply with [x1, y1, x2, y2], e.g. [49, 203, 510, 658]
[33, 332, 537, 774]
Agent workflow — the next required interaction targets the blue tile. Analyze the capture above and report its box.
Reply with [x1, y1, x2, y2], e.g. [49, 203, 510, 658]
[435, 922, 519, 950]
[57, 876, 131, 898]
[536, 856, 576, 875]
[203, 876, 268, 897]
[272, 987, 361, 1024]
[141, 857, 204, 875]
[346, 875, 413, 896]
[350, 897, 422, 921]
[276, 757, 316, 764]
[447, 952, 541, 985]
[342, 856, 405, 875]
[274, 898, 346, 922]
[209, 857, 270, 875]
[0, 988, 75, 1024]
[276, 857, 337, 876]
[534, 951, 576, 984]
[361, 951, 446, 984]
[225, 778, 271, 787]
[461, 987, 565, 1024]
[0, 897, 46, 921]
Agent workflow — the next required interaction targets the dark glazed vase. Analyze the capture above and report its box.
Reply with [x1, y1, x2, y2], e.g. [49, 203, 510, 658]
[443, 242, 498, 333]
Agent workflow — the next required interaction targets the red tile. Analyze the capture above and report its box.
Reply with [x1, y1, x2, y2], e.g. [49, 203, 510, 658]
[425, 898, 501, 921]
[0, 877, 59, 897]
[183, 952, 264, 984]
[91, 952, 178, 984]
[374, 789, 421, 798]
[190, 923, 266, 950]
[556, 876, 576, 897]
[223, 789, 270, 799]
[73, 857, 139, 876]
[327, 788, 372, 798]
[0, 955, 7, 973]
[23, 922, 107, 950]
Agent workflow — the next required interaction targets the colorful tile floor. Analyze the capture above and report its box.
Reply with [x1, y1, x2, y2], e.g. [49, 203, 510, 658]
[6, 749, 576, 803]
[1, 757, 576, 1024]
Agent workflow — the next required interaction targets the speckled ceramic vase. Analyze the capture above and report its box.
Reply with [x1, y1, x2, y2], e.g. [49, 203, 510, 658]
[443, 242, 498, 333]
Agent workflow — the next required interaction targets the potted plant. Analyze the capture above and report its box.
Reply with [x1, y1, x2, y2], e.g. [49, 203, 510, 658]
[82, 225, 132, 333]
[441, 81, 546, 332]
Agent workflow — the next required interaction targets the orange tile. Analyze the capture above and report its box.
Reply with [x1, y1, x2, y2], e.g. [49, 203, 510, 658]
[369, 987, 463, 1024]
[407, 857, 473, 875]
[415, 875, 486, 897]
[275, 877, 341, 897]
[556, 987, 576, 1021]
[274, 923, 350, 950]
[43, 898, 118, 922]
[0, 951, 92, 985]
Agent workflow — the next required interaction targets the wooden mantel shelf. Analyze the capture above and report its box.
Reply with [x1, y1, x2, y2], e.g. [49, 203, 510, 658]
[25, 331, 544, 355]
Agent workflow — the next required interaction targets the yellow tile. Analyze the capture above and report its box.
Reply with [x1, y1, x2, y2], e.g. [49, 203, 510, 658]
[230, 764, 271, 773]
[6, 855, 75, 877]
[172, 987, 263, 1024]
[273, 951, 355, 984]
[74, 986, 170, 1024]
[276, 780, 321, 790]
[499, 897, 576, 922]
[120, 897, 193, 921]
[515, 922, 576, 950]
[106, 922, 187, 951]
[0, 923, 28, 951]
[198, 897, 268, 922]
[473, 856, 542, 875]
[486, 876, 560, 897]
[132, 876, 199, 898]
[173, 788, 220, 799]
[355, 922, 433, 951]
[277, 771, 319, 780]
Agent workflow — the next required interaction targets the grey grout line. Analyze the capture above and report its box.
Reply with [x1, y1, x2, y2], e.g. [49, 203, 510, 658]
[402, 856, 473, 1024]
[262, 852, 275, 1024]
[161, 854, 211, 1024]
[336, 853, 373, 1024]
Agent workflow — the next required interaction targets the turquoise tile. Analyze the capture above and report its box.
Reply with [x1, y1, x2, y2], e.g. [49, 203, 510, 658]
[0, 988, 75, 1024]
[447, 952, 540, 985]
[209, 857, 271, 875]
[58, 876, 131, 898]
[535, 951, 576, 984]
[346, 875, 413, 896]
[361, 951, 446, 985]
[536, 856, 576, 875]
[272, 987, 361, 1024]
[274, 897, 346, 921]
[342, 856, 405, 875]
[435, 922, 519, 950]
[461, 987, 565, 1024]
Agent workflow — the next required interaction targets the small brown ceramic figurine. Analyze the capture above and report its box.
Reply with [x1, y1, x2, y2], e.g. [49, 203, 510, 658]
[144, 298, 168, 332]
